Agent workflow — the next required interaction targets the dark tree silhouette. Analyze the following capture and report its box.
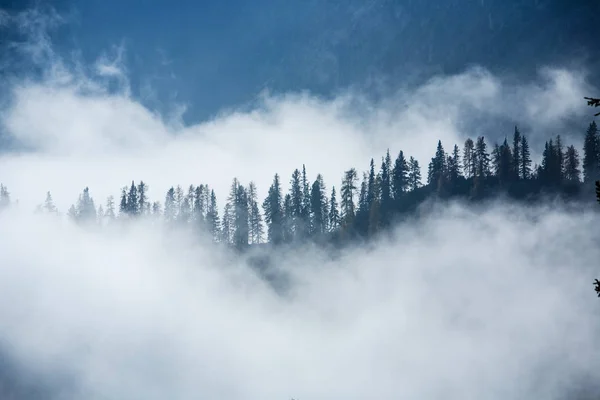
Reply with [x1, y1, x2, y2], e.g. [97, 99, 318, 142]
[585, 97, 600, 116]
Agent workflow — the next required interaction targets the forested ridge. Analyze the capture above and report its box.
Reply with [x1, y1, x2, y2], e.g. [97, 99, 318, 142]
[1, 122, 599, 250]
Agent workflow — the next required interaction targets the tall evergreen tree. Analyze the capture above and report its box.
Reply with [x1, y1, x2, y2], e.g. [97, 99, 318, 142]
[475, 136, 491, 178]
[206, 189, 221, 241]
[379, 150, 392, 224]
[520, 134, 532, 180]
[300, 164, 311, 237]
[310, 178, 326, 236]
[408, 157, 421, 191]
[512, 126, 521, 180]
[247, 182, 264, 244]
[282, 194, 293, 243]
[43, 191, 57, 214]
[340, 168, 358, 226]
[583, 121, 599, 183]
[137, 181, 149, 216]
[164, 187, 176, 223]
[492, 138, 513, 184]
[427, 140, 447, 188]
[564, 145, 581, 183]
[367, 158, 376, 207]
[221, 203, 233, 244]
[233, 184, 249, 250]
[392, 150, 409, 201]
[127, 181, 139, 216]
[119, 187, 128, 217]
[463, 138, 475, 179]
[262, 174, 284, 245]
[329, 186, 340, 232]
[105, 195, 116, 220]
[76, 187, 97, 223]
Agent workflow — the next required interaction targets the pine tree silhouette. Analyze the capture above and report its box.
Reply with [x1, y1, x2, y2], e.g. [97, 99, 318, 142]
[585, 97, 600, 116]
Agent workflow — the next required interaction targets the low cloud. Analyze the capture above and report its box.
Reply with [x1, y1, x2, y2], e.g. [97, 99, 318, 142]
[0, 201, 599, 399]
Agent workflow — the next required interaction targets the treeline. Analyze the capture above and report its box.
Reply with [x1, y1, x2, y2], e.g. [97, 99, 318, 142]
[1, 122, 599, 249]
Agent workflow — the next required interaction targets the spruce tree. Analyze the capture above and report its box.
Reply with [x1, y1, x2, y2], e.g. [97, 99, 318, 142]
[127, 181, 139, 216]
[310, 178, 325, 236]
[76, 187, 96, 223]
[512, 126, 521, 180]
[340, 168, 358, 226]
[379, 150, 392, 224]
[329, 186, 340, 232]
[233, 184, 249, 250]
[282, 194, 293, 243]
[206, 189, 221, 241]
[408, 157, 421, 191]
[289, 168, 307, 240]
[105, 195, 116, 220]
[164, 187, 176, 222]
[119, 187, 128, 217]
[43, 191, 57, 214]
[520, 134, 532, 180]
[138, 181, 149, 216]
[583, 121, 599, 183]
[262, 174, 284, 245]
[463, 138, 475, 179]
[564, 145, 581, 183]
[392, 150, 409, 201]
[247, 182, 264, 244]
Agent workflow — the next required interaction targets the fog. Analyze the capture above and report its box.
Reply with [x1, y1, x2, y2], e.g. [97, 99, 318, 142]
[1, 6, 600, 400]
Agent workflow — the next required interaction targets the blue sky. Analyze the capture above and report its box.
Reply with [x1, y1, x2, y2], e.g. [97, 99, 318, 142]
[4, 0, 600, 123]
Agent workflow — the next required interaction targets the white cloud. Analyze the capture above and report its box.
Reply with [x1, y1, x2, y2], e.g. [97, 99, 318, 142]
[0, 7, 599, 399]
[0, 201, 599, 399]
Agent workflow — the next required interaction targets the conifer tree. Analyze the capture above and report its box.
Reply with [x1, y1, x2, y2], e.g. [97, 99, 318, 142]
[520, 134, 532, 180]
[310, 178, 326, 236]
[221, 203, 233, 244]
[233, 184, 249, 250]
[583, 121, 599, 183]
[119, 187, 128, 217]
[206, 190, 221, 241]
[137, 181, 149, 216]
[300, 164, 311, 237]
[340, 168, 358, 226]
[317, 174, 329, 232]
[262, 174, 284, 245]
[379, 150, 392, 223]
[564, 145, 581, 183]
[193, 185, 206, 226]
[164, 187, 176, 223]
[127, 181, 139, 216]
[475, 136, 491, 178]
[512, 126, 521, 180]
[105, 195, 116, 220]
[329, 186, 340, 232]
[247, 182, 264, 244]
[367, 158, 376, 207]
[76, 187, 96, 223]
[282, 194, 293, 243]
[392, 150, 409, 201]
[289, 169, 306, 240]
[427, 140, 447, 188]
[43, 191, 57, 214]
[463, 138, 475, 179]
[408, 157, 421, 191]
